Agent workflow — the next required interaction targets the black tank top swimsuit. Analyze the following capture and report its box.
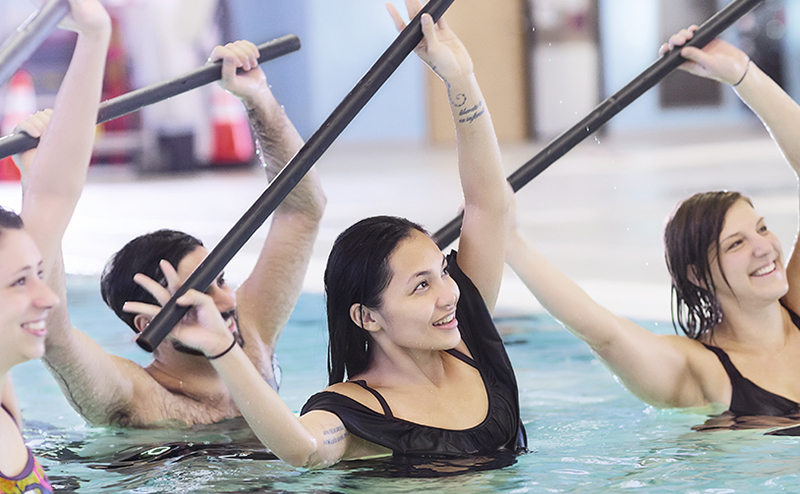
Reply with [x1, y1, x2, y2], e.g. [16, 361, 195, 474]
[301, 251, 527, 457]
[703, 304, 800, 417]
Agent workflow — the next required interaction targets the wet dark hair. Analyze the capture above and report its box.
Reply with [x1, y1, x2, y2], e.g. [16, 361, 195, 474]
[0, 206, 24, 234]
[325, 216, 427, 385]
[100, 229, 203, 332]
[664, 191, 750, 340]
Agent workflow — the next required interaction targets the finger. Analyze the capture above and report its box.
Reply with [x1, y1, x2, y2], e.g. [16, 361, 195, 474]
[208, 44, 226, 63]
[175, 288, 214, 308]
[386, 2, 407, 32]
[420, 13, 438, 49]
[238, 40, 260, 66]
[122, 301, 161, 317]
[226, 42, 252, 70]
[158, 260, 182, 294]
[132, 273, 172, 305]
[405, 0, 424, 19]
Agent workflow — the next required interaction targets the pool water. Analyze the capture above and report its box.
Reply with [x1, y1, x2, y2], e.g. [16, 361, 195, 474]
[12, 279, 800, 493]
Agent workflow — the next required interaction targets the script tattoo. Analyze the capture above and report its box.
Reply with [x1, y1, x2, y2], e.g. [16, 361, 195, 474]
[430, 63, 467, 107]
[323, 425, 349, 446]
[458, 100, 485, 124]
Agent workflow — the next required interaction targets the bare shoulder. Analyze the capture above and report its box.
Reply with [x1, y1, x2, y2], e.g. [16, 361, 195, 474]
[324, 381, 385, 414]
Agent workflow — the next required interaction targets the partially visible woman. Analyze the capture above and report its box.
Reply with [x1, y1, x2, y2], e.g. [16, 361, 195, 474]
[0, 0, 110, 490]
[506, 26, 800, 419]
[125, 0, 525, 468]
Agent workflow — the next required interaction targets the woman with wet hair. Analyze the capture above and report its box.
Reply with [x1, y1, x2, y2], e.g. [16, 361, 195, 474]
[126, 0, 526, 468]
[0, 0, 110, 489]
[506, 26, 800, 419]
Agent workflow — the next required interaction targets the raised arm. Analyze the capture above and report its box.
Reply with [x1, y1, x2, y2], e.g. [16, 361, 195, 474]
[207, 41, 326, 352]
[663, 27, 800, 314]
[388, 0, 508, 311]
[19, 0, 110, 267]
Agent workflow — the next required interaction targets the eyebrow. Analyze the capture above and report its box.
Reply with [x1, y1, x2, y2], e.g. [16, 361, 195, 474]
[407, 256, 447, 285]
[720, 217, 765, 243]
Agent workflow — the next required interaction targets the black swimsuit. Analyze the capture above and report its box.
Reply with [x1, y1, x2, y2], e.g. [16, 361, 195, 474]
[703, 305, 800, 417]
[301, 251, 527, 457]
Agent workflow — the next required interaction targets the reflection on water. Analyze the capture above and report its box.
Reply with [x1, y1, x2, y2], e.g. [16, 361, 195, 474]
[14, 290, 800, 492]
[694, 411, 800, 434]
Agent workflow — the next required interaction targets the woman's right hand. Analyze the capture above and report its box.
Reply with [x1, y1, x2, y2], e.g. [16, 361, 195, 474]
[659, 25, 750, 86]
[123, 260, 235, 358]
[386, 0, 474, 83]
[12, 109, 52, 183]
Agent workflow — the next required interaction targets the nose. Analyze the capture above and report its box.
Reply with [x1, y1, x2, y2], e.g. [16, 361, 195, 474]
[33, 277, 59, 309]
[752, 232, 775, 257]
[437, 276, 459, 309]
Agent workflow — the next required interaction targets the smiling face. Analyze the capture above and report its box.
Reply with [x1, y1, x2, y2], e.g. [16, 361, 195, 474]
[0, 228, 59, 368]
[365, 230, 461, 352]
[710, 199, 788, 308]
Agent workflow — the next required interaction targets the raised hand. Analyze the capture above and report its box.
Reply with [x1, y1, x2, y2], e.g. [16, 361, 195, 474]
[12, 109, 53, 184]
[386, 0, 473, 84]
[208, 40, 268, 107]
[659, 25, 750, 86]
[122, 260, 234, 358]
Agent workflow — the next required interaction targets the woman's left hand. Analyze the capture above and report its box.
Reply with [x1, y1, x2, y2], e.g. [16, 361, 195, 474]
[122, 260, 234, 358]
[659, 25, 750, 86]
[386, 0, 473, 82]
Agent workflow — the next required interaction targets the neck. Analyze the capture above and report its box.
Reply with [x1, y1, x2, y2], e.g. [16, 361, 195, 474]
[366, 342, 450, 387]
[712, 299, 787, 349]
[146, 349, 227, 398]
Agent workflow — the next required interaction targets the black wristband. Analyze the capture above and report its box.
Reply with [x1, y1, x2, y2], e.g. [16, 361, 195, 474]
[733, 59, 751, 87]
[207, 338, 237, 360]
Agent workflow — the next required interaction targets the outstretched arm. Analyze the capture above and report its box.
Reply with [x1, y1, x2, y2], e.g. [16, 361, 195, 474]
[208, 41, 326, 353]
[662, 28, 800, 315]
[388, 0, 508, 311]
[505, 192, 716, 408]
[125, 262, 362, 468]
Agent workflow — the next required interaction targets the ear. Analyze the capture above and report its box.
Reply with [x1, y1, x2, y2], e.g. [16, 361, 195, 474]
[133, 314, 151, 334]
[349, 303, 381, 333]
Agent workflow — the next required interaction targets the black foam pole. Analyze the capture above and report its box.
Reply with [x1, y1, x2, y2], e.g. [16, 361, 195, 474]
[0, 0, 69, 86]
[432, 0, 764, 248]
[0, 35, 301, 159]
[137, 0, 456, 352]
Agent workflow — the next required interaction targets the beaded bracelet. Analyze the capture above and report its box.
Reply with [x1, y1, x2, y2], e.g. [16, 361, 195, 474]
[207, 338, 237, 360]
[733, 58, 751, 87]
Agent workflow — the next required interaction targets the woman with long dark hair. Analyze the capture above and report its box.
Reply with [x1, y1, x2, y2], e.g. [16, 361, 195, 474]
[506, 26, 800, 419]
[127, 0, 526, 467]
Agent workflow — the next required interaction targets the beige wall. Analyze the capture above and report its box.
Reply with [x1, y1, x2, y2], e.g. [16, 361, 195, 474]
[427, 0, 529, 143]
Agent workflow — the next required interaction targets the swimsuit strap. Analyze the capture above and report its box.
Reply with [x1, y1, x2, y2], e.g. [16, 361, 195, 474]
[703, 343, 745, 380]
[445, 348, 478, 370]
[350, 380, 394, 419]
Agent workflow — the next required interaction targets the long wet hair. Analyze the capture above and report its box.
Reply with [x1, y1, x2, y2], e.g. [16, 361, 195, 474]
[100, 229, 203, 332]
[325, 216, 427, 385]
[664, 191, 750, 340]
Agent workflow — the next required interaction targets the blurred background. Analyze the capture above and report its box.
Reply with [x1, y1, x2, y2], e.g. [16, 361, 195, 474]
[0, 0, 796, 321]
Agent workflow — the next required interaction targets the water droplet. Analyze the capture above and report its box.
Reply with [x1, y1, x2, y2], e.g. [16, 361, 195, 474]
[531, 27, 536, 32]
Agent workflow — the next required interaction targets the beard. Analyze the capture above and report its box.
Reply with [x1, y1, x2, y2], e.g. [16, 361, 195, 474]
[170, 309, 245, 357]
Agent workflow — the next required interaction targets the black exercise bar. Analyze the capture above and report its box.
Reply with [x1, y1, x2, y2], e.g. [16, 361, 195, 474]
[0, 0, 69, 86]
[0, 35, 301, 159]
[432, 0, 764, 248]
[137, 0, 457, 352]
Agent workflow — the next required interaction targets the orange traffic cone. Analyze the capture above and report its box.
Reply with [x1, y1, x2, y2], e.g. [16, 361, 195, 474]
[1, 70, 37, 181]
[210, 85, 255, 165]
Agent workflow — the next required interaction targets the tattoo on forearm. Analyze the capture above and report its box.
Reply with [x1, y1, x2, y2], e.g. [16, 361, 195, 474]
[458, 100, 485, 124]
[322, 425, 349, 445]
[430, 64, 467, 108]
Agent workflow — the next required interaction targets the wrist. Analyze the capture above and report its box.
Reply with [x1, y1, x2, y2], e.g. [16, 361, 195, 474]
[207, 336, 237, 360]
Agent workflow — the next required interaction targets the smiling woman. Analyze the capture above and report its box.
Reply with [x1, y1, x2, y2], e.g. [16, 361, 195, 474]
[505, 24, 800, 423]
[123, 0, 526, 469]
